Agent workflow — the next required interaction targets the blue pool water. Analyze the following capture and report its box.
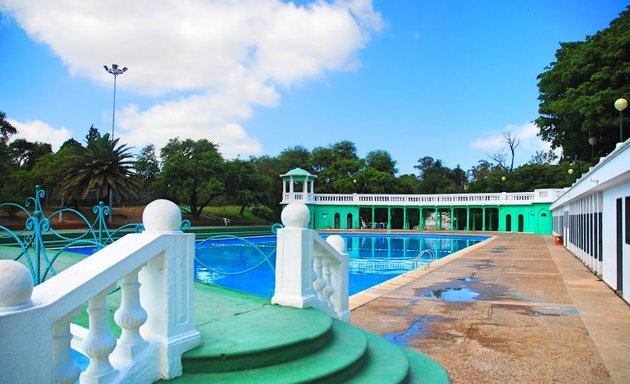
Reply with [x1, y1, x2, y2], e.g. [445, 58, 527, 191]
[194, 233, 488, 297]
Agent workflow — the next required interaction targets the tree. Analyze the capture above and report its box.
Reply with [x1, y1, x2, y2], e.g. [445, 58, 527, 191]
[365, 150, 397, 176]
[8, 139, 53, 170]
[85, 125, 101, 144]
[224, 159, 272, 215]
[62, 134, 140, 203]
[414, 156, 458, 193]
[135, 144, 161, 200]
[159, 138, 225, 219]
[536, 6, 630, 160]
[489, 132, 520, 172]
[0, 111, 17, 141]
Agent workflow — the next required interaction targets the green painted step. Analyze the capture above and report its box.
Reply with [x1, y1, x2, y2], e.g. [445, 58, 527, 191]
[185, 304, 333, 373]
[402, 347, 450, 384]
[170, 320, 368, 383]
[346, 330, 410, 383]
[168, 283, 450, 383]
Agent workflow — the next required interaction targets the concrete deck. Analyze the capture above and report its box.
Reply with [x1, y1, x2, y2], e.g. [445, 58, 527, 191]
[350, 233, 630, 384]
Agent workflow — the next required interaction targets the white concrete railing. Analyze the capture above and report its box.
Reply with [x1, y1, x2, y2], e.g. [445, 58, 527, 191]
[0, 199, 200, 384]
[272, 203, 350, 321]
[282, 189, 564, 206]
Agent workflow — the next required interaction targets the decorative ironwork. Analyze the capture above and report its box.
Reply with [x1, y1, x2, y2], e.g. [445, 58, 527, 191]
[194, 234, 276, 277]
[0, 185, 144, 285]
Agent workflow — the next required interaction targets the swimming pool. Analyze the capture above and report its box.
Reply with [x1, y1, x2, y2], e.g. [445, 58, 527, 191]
[194, 233, 489, 297]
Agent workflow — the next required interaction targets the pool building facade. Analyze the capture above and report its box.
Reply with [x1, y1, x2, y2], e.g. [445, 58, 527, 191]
[280, 168, 563, 234]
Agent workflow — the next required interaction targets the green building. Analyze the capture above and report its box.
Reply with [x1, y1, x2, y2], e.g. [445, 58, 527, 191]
[280, 168, 562, 234]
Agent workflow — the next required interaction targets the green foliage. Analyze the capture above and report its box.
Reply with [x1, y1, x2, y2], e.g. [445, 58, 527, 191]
[536, 6, 630, 160]
[159, 138, 225, 219]
[62, 134, 140, 202]
[250, 204, 276, 222]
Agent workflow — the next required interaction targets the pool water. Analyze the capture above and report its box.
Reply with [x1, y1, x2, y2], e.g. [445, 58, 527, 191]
[194, 233, 488, 297]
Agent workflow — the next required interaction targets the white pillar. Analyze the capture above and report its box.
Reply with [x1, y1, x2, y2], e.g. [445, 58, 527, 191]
[139, 199, 201, 379]
[272, 203, 317, 308]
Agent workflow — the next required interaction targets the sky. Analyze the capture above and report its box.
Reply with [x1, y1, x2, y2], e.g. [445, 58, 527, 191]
[0, 0, 628, 176]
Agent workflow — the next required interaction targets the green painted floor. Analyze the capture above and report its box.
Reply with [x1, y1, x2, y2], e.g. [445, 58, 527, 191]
[165, 283, 450, 383]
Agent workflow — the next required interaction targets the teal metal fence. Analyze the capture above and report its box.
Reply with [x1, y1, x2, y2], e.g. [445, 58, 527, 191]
[0, 186, 147, 285]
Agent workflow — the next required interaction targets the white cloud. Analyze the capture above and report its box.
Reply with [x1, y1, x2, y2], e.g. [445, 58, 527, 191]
[470, 122, 551, 151]
[8, 119, 71, 151]
[470, 122, 554, 164]
[0, 0, 382, 157]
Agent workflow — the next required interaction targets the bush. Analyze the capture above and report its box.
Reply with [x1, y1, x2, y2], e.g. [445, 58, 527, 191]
[250, 204, 277, 222]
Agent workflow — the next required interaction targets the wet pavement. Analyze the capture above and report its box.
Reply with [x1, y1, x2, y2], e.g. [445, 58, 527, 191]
[351, 233, 630, 384]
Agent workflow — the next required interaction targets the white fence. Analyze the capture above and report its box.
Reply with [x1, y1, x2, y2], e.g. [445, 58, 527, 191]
[280, 189, 564, 206]
[272, 203, 350, 321]
[0, 199, 200, 384]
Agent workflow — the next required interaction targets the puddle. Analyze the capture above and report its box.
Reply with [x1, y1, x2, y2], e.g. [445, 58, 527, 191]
[530, 306, 581, 316]
[458, 277, 479, 283]
[383, 317, 436, 346]
[420, 287, 480, 302]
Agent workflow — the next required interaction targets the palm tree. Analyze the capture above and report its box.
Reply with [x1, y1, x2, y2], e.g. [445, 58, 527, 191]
[62, 134, 140, 203]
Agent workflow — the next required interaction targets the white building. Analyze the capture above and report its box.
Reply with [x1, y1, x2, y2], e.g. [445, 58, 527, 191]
[551, 140, 630, 304]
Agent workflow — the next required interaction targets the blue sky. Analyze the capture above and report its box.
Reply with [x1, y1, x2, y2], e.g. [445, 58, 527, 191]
[0, 0, 627, 175]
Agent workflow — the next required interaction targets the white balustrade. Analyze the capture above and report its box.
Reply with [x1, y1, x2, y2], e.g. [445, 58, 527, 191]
[0, 199, 200, 384]
[272, 203, 350, 321]
[292, 190, 562, 207]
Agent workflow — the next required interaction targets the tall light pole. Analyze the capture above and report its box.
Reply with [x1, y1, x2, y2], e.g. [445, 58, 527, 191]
[614, 98, 627, 143]
[501, 176, 507, 192]
[103, 64, 128, 224]
[104, 64, 128, 138]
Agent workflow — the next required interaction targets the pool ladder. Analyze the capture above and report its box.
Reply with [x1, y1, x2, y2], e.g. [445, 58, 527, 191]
[412, 249, 436, 269]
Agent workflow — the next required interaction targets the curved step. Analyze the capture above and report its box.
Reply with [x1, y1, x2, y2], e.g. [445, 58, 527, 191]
[171, 320, 368, 383]
[402, 347, 450, 384]
[184, 284, 334, 373]
[346, 330, 410, 383]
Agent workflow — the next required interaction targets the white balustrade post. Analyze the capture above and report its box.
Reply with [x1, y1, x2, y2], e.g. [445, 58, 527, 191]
[272, 203, 318, 308]
[53, 310, 81, 384]
[112, 267, 147, 364]
[81, 287, 118, 384]
[138, 199, 200, 379]
[325, 235, 350, 321]
[0, 260, 54, 384]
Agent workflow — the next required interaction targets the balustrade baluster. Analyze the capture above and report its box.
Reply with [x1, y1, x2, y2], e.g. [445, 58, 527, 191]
[321, 258, 334, 309]
[52, 311, 81, 384]
[113, 267, 148, 364]
[81, 288, 118, 383]
[312, 253, 325, 300]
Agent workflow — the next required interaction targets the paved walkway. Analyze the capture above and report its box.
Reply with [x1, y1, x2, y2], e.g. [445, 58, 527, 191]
[350, 233, 630, 384]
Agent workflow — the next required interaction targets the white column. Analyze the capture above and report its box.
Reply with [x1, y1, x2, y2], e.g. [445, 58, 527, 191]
[138, 199, 200, 379]
[272, 203, 317, 308]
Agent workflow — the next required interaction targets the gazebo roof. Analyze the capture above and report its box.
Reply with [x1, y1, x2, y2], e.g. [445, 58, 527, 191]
[280, 168, 317, 179]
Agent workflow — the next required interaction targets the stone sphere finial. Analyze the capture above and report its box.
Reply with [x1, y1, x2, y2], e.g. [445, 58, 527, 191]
[281, 203, 310, 228]
[326, 235, 346, 254]
[0, 260, 33, 311]
[143, 199, 182, 232]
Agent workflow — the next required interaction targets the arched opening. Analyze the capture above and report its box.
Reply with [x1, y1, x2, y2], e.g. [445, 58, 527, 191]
[518, 214, 524, 232]
[334, 213, 341, 229]
[506, 214, 512, 232]
[346, 213, 353, 229]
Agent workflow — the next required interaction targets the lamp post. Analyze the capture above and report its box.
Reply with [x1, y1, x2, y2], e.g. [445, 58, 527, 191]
[501, 176, 506, 192]
[614, 98, 627, 142]
[104, 64, 128, 138]
[103, 64, 128, 223]
[588, 136, 597, 164]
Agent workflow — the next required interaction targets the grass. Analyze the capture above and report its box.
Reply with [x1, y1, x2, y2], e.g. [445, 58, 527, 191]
[202, 205, 269, 223]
